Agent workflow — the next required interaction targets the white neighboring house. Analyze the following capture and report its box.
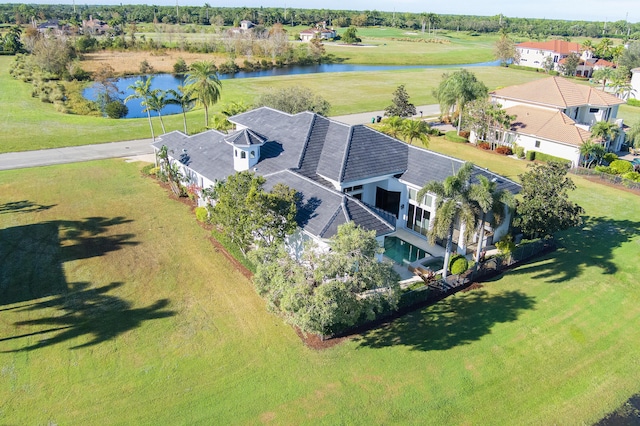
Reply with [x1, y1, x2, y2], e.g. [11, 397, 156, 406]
[481, 76, 626, 166]
[152, 108, 520, 263]
[631, 68, 640, 100]
[516, 40, 587, 71]
[300, 27, 337, 42]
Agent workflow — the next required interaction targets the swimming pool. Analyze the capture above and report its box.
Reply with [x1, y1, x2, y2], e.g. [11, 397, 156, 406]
[383, 236, 430, 265]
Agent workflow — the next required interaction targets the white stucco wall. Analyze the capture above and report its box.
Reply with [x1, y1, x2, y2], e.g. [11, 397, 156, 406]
[515, 134, 580, 167]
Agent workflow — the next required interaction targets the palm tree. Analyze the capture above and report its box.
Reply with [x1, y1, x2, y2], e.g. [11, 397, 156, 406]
[579, 140, 606, 168]
[590, 121, 620, 150]
[417, 162, 477, 278]
[166, 86, 196, 134]
[124, 77, 155, 141]
[469, 176, 514, 268]
[592, 68, 615, 91]
[380, 116, 406, 138]
[434, 69, 488, 136]
[211, 113, 233, 134]
[184, 61, 222, 127]
[146, 89, 168, 134]
[626, 122, 640, 150]
[401, 119, 430, 147]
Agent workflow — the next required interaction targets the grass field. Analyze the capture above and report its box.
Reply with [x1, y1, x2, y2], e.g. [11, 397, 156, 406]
[1, 54, 551, 154]
[1, 139, 639, 423]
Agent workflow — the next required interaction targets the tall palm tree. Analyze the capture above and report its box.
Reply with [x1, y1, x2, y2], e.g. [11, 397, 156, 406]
[401, 119, 430, 147]
[124, 77, 155, 141]
[184, 61, 222, 127]
[146, 89, 168, 134]
[592, 68, 615, 91]
[469, 176, 514, 268]
[166, 86, 196, 134]
[417, 162, 477, 278]
[434, 69, 488, 136]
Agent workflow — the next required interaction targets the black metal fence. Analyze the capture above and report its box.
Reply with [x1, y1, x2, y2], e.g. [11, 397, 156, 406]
[569, 168, 640, 191]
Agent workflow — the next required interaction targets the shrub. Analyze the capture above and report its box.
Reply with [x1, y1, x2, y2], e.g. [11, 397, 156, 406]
[173, 58, 188, 74]
[478, 142, 491, 150]
[627, 98, 640, 107]
[445, 130, 468, 143]
[533, 151, 571, 164]
[195, 206, 209, 223]
[141, 164, 157, 175]
[459, 130, 470, 139]
[139, 60, 154, 74]
[105, 100, 128, 119]
[603, 153, 618, 164]
[610, 159, 633, 175]
[595, 165, 612, 173]
[496, 234, 515, 256]
[623, 171, 640, 182]
[496, 146, 513, 155]
[515, 146, 525, 158]
[449, 255, 469, 275]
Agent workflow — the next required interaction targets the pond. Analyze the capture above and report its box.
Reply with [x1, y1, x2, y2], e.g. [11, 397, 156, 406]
[83, 60, 501, 119]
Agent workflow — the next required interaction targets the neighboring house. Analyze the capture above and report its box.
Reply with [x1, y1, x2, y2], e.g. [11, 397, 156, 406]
[482, 76, 626, 166]
[230, 20, 255, 34]
[152, 108, 520, 264]
[631, 68, 640, 101]
[515, 40, 614, 77]
[82, 15, 109, 35]
[300, 27, 337, 42]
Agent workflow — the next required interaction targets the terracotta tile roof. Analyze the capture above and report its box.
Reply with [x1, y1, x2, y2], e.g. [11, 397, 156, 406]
[492, 76, 625, 108]
[507, 105, 591, 147]
[594, 59, 615, 67]
[516, 40, 583, 55]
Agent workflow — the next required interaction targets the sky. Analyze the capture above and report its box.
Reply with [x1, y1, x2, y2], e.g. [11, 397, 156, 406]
[6, 0, 639, 23]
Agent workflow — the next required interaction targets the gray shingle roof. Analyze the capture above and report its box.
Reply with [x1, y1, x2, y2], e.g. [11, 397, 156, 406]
[401, 145, 521, 194]
[224, 129, 267, 146]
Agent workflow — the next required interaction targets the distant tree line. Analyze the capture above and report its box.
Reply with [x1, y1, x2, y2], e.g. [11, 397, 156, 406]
[1, 4, 639, 40]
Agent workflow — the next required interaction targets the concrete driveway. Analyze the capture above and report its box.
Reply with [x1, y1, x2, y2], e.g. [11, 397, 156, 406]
[331, 104, 441, 125]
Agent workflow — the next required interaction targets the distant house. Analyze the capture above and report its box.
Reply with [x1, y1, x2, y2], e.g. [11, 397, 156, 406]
[152, 107, 520, 263]
[230, 20, 255, 34]
[300, 25, 336, 42]
[515, 40, 614, 77]
[82, 15, 109, 35]
[479, 77, 626, 166]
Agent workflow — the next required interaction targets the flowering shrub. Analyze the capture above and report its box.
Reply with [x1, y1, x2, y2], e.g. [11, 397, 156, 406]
[496, 146, 513, 155]
[478, 142, 491, 150]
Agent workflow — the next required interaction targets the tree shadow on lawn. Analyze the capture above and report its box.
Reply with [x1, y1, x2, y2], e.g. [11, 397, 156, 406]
[0, 216, 138, 306]
[355, 289, 535, 351]
[0, 200, 56, 215]
[508, 216, 640, 283]
[0, 214, 176, 351]
[1, 282, 175, 352]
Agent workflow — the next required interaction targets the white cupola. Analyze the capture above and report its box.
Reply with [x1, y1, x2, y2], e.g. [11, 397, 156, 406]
[224, 129, 267, 172]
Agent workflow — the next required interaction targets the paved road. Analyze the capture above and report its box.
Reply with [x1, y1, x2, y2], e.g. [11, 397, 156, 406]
[0, 139, 154, 171]
[331, 104, 441, 125]
[0, 104, 442, 171]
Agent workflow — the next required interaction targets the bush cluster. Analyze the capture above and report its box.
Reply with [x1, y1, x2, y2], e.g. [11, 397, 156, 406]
[448, 255, 469, 275]
[495, 146, 513, 155]
[478, 141, 491, 150]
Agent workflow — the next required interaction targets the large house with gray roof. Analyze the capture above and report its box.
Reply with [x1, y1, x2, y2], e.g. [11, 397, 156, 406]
[152, 107, 520, 263]
[477, 76, 626, 166]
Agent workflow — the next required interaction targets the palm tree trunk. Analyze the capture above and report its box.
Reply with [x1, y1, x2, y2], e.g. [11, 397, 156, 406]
[182, 110, 188, 134]
[204, 104, 209, 128]
[474, 212, 487, 269]
[456, 103, 463, 136]
[157, 112, 166, 134]
[146, 110, 155, 141]
[442, 222, 455, 278]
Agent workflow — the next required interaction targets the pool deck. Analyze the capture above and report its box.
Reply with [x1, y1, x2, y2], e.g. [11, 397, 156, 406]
[384, 229, 447, 281]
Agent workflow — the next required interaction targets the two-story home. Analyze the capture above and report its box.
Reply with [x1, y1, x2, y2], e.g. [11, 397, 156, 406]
[484, 76, 626, 166]
[152, 108, 520, 271]
[516, 40, 586, 70]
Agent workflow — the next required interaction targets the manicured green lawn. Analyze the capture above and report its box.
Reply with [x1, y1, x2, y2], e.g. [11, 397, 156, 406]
[0, 54, 548, 154]
[1, 148, 639, 423]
